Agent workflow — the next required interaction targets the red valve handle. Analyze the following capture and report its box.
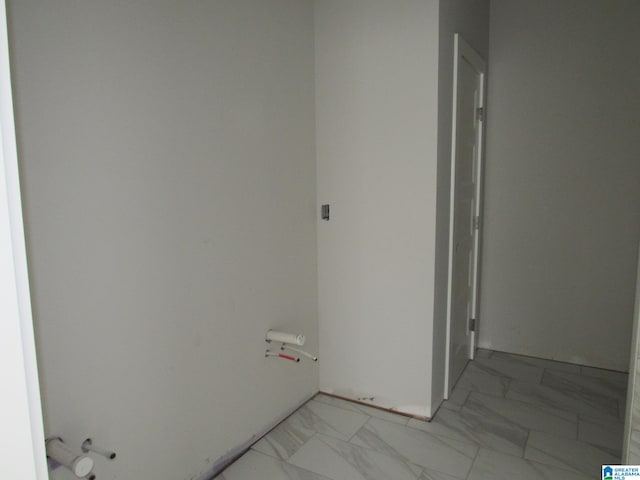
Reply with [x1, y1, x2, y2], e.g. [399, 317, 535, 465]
[278, 353, 299, 362]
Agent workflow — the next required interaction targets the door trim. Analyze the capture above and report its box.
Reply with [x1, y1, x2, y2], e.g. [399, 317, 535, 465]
[622, 243, 640, 463]
[0, 0, 49, 476]
[444, 33, 487, 397]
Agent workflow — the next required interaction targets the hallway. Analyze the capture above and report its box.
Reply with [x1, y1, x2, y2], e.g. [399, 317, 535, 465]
[218, 349, 626, 479]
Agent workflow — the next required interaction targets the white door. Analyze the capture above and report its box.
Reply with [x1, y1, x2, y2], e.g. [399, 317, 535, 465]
[446, 34, 486, 392]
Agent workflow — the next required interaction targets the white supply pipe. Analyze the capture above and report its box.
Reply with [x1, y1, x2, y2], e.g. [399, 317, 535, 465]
[265, 330, 305, 346]
[265, 350, 300, 362]
[46, 438, 94, 478]
[82, 438, 116, 460]
[280, 345, 317, 362]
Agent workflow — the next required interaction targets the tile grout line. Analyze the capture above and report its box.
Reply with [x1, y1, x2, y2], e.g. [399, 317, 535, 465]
[349, 413, 481, 478]
[281, 431, 324, 468]
[292, 416, 436, 480]
[346, 414, 372, 444]
[247, 448, 335, 480]
[459, 389, 472, 409]
[463, 442, 482, 480]
[522, 427, 532, 459]
[505, 376, 513, 398]
[412, 463, 425, 480]
[471, 386, 580, 424]
[343, 415, 433, 479]
[284, 431, 318, 466]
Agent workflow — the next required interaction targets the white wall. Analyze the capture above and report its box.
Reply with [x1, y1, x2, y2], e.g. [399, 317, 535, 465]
[481, 0, 640, 370]
[433, 0, 489, 407]
[316, 0, 440, 417]
[8, 1, 317, 479]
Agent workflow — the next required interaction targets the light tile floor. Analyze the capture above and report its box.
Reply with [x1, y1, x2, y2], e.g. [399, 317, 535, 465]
[216, 349, 627, 480]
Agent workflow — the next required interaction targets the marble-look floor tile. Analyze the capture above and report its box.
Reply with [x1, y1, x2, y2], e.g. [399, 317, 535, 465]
[631, 376, 640, 422]
[253, 399, 368, 460]
[217, 450, 332, 480]
[313, 393, 409, 425]
[474, 349, 493, 359]
[580, 366, 628, 384]
[578, 416, 624, 455]
[252, 422, 309, 461]
[507, 380, 620, 422]
[288, 434, 422, 480]
[473, 356, 544, 384]
[628, 429, 640, 464]
[301, 400, 369, 440]
[464, 392, 577, 438]
[419, 468, 465, 480]
[467, 448, 591, 480]
[440, 386, 471, 412]
[542, 370, 627, 403]
[224, 350, 629, 480]
[455, 362, 510, 397]
[620, 396, 628, 421]
[252, 413, 315, 460]
[524, 430, 620, 477]
[407, 405, 527, 457]
[351, 418, 478, 479]
[490, 351, 581, 374]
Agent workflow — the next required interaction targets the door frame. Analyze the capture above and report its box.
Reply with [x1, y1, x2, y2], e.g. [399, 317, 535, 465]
[622, 243, 640, 463]
[0, 0, 48, 477]
[444, 33, 487, 396]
